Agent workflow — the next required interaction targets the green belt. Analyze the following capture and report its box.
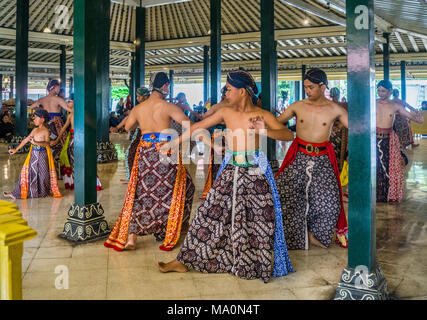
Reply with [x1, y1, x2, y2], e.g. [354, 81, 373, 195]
[231, 149, 259, 167]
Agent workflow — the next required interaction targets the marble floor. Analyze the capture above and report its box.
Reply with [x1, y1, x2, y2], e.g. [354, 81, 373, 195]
[0, 134, 426, 300]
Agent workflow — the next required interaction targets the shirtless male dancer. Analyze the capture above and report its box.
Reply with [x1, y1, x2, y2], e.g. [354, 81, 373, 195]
[158, 70, 295, 283]
[104, 72, 195, 252]
[376, 80, 424, 202]
[273, 68, 349, 249]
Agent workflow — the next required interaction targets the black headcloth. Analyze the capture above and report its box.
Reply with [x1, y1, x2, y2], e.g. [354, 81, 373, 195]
[226, 70, 259, 105]
[304, 68, 329, 89]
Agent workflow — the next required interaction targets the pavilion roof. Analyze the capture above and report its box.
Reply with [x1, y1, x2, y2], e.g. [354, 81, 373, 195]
[0, 0, 426, 87]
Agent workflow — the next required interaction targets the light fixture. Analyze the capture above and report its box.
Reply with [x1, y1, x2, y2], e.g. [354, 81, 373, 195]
[303, 18, 310, 25]
[43, 27, 52, 33]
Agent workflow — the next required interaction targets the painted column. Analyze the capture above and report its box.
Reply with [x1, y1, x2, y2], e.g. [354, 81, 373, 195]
[169, 70, 174, 100]
[383, 32, 390, 82]
[261, 0, 278, 167]
[0, 74, 2, 101]
[9, 76, 13, 100]
[295, 80, 300, 101]
[61, 0, 110, 243]
[400, 61, 406, 101]
[96, 0, 117, 163]
[60, 45, 66, 95]
[203, 45, 210, 103]
[334, 0, 388, 300]
[301, 64, 306, 99]
[11, 0, 29, 152]
[69, 76, 74, 97]
[135, 5, 146, 88]
[210, 0, 221, 105]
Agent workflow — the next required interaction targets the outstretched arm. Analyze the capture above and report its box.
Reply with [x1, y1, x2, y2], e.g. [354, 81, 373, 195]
[9, 129, 35, 154]
[58, 98, 72, 113]
[124, 110, 138, 131]
[251, 111, 294, 141]
[276, 103, 297, 123]
[397, 104, 424, 124]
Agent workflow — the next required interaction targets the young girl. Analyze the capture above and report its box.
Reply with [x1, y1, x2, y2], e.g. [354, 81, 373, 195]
[4, 109, 62, 200]
[51, 99, 102, 191]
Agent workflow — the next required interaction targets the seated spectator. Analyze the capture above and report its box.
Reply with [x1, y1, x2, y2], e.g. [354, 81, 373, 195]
[0, 113, 15, 143]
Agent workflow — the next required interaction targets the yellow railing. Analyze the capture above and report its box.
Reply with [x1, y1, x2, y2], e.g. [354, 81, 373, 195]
[0, 201, 37, 300]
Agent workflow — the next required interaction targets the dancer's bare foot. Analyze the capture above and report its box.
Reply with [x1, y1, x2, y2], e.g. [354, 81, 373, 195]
[412, 143, 419, 148]
[3, 192, 16, 200]
[158, 259, 188, 273]
[124, 234, 137, 250]
[308, 232, 327, 249]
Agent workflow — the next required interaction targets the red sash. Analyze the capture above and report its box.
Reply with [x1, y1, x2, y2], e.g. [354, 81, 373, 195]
[276, 137, 348, 248]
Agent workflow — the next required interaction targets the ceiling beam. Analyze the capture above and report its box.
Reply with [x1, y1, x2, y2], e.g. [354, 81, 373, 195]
[280, 0, 346, 26]
[110, 0, 191, 7]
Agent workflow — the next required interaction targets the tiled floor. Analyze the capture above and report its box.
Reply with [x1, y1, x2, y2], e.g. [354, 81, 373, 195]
[1, 134, 426, 300]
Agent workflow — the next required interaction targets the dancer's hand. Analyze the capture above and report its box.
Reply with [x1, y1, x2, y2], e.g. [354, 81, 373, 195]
[8, 149, 16, 155]
[249, 116, 266, 134]
[50, 139, 59, 146]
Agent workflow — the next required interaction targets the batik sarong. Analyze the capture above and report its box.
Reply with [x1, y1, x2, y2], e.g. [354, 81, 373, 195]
[177, 149, 294, 283]
[63, 131, 102, 191]
[275, 137, 348, 250]
[104, 133, 195, 251]
[201, 128, 226, 200]
[48, 113, 66, 161]
[329, 124, 348, 172]
[393, 114, 413, 148]
[376, 127, 404, 203]
[125, 128, 142, 181]
[11, 144, 62, 199]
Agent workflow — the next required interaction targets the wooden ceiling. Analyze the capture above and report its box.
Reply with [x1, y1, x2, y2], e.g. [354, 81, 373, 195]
[0, 0, 427, 87]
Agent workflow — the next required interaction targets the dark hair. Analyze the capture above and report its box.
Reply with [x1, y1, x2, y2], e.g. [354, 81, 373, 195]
[422, 101, 427, 106]
[377, 80, 393, 90]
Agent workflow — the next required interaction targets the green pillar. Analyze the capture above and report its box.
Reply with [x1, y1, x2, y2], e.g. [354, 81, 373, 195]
[15, 0, 28, 137]
[210, 0, 221, 105]
[69, 76, 74, 97]
[130, 56, 136, 107]
[9, 76, 14, 99]
[61, 0, 110, 243]
[60, 45, 66, 95]
[0, 74, 2, 100]
[96, 0, 116, 163]
[335, 0, 388, 300]
[261, 0, 277, 166]
[169, 70, 174, 100]
[203, 45, 210, 103]
[301, 64, 306, 99]
[383, 32, 390, 82]
[295, 80, 300, 101]
[400, 61, 406, 101]
[135, 6, 146, 88]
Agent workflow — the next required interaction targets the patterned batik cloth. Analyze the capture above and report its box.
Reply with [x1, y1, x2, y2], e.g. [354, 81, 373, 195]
[125, 128, 142, 181]
[329, 123, 348, 172]
[104, 133, 195, 251]
[11, 144, 62, 199]
[201, 129, 226, 200]
[275, 137, 347, 250]
[393, 114, 413, 148]
[48, 114, 66, 161]
[177, 150, 294, 283]
[66, 134, 102, 191]
[376, 127, 404, 203]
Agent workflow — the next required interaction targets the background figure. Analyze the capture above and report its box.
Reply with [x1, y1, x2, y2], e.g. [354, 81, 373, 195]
[421, 101, 427, 111]
[0, 112, 15, 143]
[392, 88, 418, 149]
[116, 98, 125, 116]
